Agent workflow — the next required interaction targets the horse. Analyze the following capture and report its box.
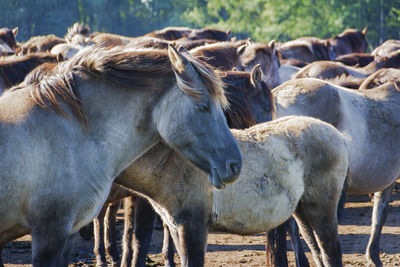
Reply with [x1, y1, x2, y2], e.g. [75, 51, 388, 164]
[0, 52, 58, 94]
[0, 27, 19, 55]
[186, 28, 231, 41]
[144, 26, 193, 40]
[277, 37, 336, 63]
[328, 28, 368, 56]
[239, 40, 281, 90]
[273, 78, 400, 267]
[0, 44, 242, 266]
[91, 64, 274, 267]
[189, 41, 247, 71]
[334, 52, 374, 67]
[371, 39, 400, 57]
[19, 34, 66, 54]
[294, 50, 400, 81]
[359, 68, 400, 90]
[114, 115, 348, 267]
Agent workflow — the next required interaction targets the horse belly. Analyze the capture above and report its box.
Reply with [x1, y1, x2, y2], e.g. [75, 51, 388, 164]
[211, 142, 305, 235]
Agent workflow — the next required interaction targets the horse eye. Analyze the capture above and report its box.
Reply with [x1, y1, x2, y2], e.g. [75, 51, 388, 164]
[196, 102, 210, 113]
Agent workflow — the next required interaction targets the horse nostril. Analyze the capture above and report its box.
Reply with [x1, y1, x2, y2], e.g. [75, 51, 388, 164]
[230, 162, 240, 175]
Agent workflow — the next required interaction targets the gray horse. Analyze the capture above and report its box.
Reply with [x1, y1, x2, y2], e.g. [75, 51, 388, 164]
[274, 78, 400, 267]
[0, 45, 242, 266]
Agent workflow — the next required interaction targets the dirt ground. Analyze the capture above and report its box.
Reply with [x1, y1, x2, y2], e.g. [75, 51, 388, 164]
[3, 189, 400, 267]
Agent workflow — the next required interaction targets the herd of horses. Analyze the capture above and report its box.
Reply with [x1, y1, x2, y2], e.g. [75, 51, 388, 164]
[0, 22, 399, 267]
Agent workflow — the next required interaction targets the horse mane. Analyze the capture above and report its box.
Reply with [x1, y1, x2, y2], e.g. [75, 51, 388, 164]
[0, 28, 18, 51]
[374, 50, 400, 69]
[325, 74, 364, 89]
[0, 53, 58, 88]
[220, 70, 275, 129]
[65, 22, 91, 43]
[14, 45, 227, 128]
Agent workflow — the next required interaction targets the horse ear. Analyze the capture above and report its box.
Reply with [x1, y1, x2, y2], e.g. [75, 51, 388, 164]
[168, 44, 190, 75]
[232, 67, 238, 71]
[250, 64, 262, 86]
[168, 44, 200, 85]
[237, 44, 247, 56]
[246, 38, 252, 47]
[12, 27, 18, 37]
[362, 27, 368, 36]
[268, 40, 275, 50]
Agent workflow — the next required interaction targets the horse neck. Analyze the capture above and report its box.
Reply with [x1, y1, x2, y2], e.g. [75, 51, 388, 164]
[116, 141, 213, 214]
[362, 61, 379, 74]
[75, 74, 162, 177]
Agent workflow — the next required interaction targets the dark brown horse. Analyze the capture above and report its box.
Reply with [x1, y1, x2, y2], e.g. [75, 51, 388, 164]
[187, 28, 231, 41]
[190, 41, 247, 71]
[144, 26, 193, 40]
[239, 40, 281, 90]
[334, 52, 374, 67]
[0, 53, 58, 93]
[328, 27, 368, 56]
[277, 37, 335, 63]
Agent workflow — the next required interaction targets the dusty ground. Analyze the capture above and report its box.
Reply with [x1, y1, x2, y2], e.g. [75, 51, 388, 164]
[3, 190, 400, 267]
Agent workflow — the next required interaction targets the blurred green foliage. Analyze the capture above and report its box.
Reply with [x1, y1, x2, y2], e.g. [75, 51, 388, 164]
[1, 0, 398, 50]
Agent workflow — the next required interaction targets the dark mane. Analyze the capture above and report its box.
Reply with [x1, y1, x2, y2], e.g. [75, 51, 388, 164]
[0, 53, 58, 88]
[15, 45, 227, 128]
[220, 70, 275, 129]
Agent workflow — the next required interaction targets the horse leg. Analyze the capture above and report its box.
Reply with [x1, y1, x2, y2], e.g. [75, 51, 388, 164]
[0, 247, 4, 267]
[104, 200, 121, 266]
[162, 223, 176, 267]
[31, 227, 71, 267]
[295, 200, 342, 267]
[59, 232, 78, 266]
[365, 182, 396, 267]
[265, 223, 288, 267]
[167, 213, 209, 267]
[93, 204, 108, 267]
[337, 172, 349, 224]
[132, 196, 157, 267]
[286, 218, 309, 267]
[293, 210, 323, 267]
[121, 196, 135, 267]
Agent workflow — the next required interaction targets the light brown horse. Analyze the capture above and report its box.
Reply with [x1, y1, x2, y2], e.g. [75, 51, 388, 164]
[0, 45, 242, 266]
[0, 53, 58, 94]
